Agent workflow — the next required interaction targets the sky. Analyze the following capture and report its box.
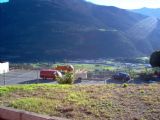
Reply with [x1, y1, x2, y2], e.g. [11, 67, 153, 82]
[0, 0, 160, 9]
[0, 0, 9, 3]
[86, 0, 160, 9]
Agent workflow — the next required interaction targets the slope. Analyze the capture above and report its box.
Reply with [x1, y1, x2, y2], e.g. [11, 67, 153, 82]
[0, 0, 159, 62]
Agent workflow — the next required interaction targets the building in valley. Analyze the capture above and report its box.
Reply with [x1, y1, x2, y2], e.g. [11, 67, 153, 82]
[0, 61, 9, 74]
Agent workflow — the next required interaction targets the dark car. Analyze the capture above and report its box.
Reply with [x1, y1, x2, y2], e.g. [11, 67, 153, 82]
[112, 72, 131, 82]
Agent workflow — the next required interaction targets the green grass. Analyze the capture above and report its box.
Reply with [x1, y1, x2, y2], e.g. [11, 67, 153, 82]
[0, 84, 160, 120]
[0, 84, 71, 96]
[52, 63, 116, 72]
[0, 85, 35, 96]
[9, 98, 60, 115]
[66, 92, 89, 105]
[75, 64, 116, 71]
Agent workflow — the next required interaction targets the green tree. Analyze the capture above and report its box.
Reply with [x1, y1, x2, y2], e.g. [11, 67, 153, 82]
[56, 72, 74, 84]
[150, 51, 160, 67]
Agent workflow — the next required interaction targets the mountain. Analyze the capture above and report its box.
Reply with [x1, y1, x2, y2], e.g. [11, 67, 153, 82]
[0, 0, 160, 62]
[132, 7, 160, 18]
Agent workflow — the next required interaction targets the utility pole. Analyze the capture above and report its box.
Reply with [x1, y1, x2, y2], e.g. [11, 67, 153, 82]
[37, 69, 39, 84]
[3, 70, 5, 86]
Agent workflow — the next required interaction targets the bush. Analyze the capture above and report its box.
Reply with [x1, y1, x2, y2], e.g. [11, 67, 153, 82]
[56, 72, 74, 84]
[150, 51, 160, 67]
[122, 83, 128, 88]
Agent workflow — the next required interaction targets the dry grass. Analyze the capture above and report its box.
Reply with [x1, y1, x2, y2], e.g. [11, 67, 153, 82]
[0, 84, 160, 120]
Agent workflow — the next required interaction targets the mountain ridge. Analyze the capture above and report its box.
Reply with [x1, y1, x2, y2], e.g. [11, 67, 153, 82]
[0, 0, 160, 62]
[132, 7, 160, 18]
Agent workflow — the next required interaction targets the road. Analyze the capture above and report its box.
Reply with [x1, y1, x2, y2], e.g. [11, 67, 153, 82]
[0, 69, 106, 86]
[0, 69, 56, 85]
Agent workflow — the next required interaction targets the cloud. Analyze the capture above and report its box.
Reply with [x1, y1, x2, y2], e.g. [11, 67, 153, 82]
[86, 0, 160, 9]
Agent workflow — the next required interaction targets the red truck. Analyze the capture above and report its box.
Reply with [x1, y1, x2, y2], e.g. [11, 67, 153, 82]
[54, 65, 74, 72]
[40, 69, 62, 80]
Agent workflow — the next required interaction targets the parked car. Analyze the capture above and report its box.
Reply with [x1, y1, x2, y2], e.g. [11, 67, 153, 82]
[40, 69, 62, 80]
[112, 72, 130, 81]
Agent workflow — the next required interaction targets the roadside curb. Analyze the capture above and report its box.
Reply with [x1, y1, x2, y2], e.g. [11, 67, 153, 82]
[0, 107, 69, 120]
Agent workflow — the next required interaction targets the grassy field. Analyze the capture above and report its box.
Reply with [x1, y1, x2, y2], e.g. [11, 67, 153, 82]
[11, 63, 116, 72]
[0, 84, 160, 120]
[52, 63, 116, 72]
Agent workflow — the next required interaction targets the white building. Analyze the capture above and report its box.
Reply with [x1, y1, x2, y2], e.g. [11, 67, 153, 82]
[75, 70, 88, 80]
[0, 62, 9, 74]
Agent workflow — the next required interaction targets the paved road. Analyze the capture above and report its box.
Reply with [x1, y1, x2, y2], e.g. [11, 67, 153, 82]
[0, 70, 107, 85]
[0, 70, 52, 85]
